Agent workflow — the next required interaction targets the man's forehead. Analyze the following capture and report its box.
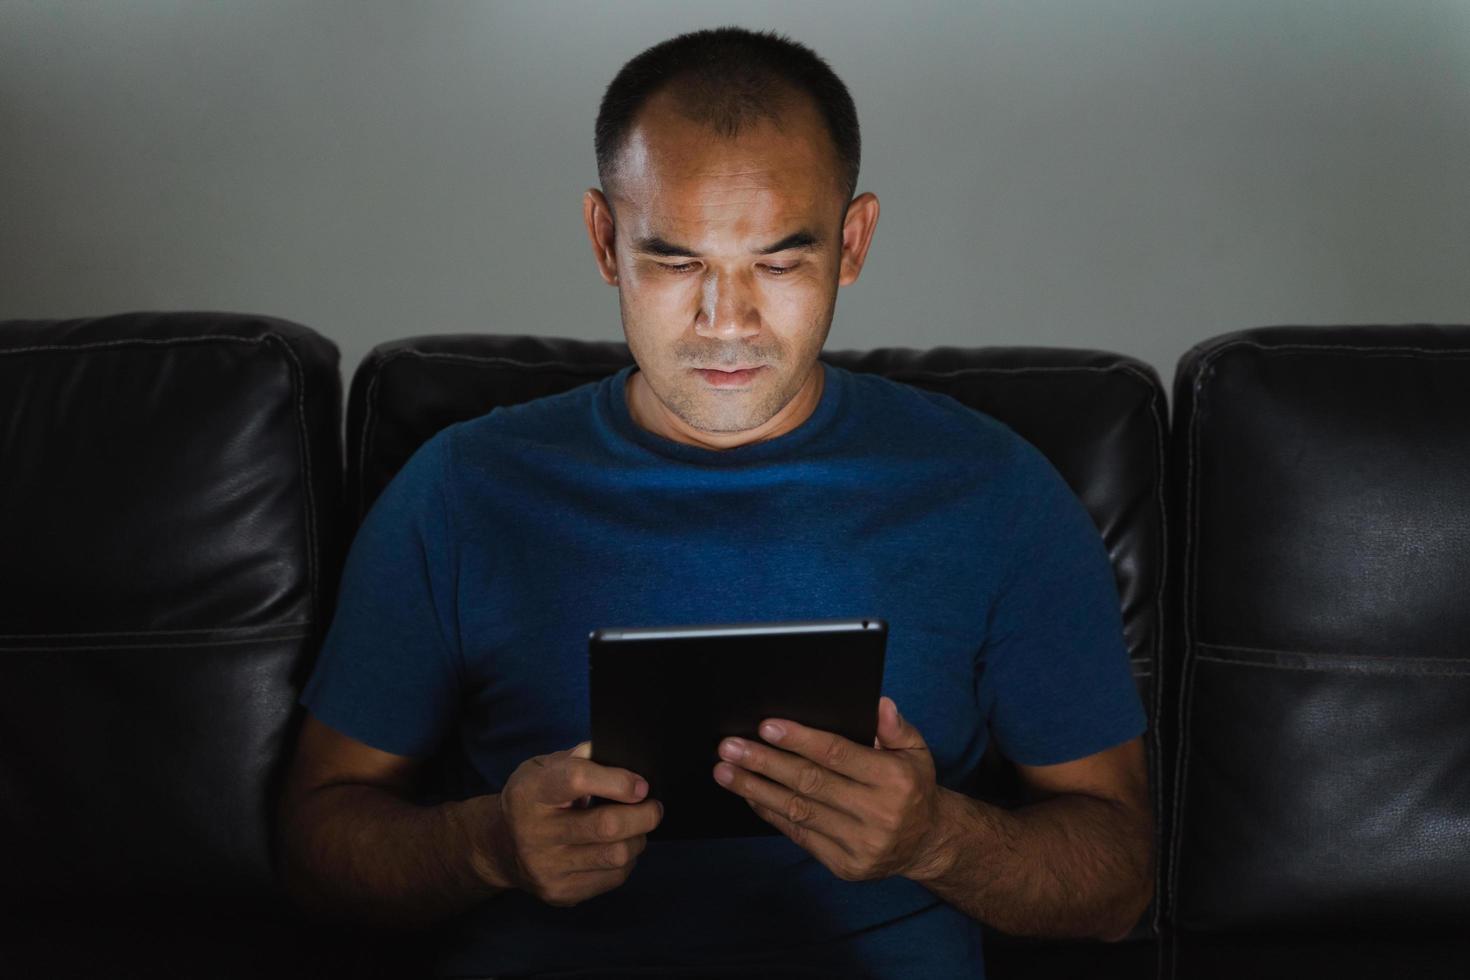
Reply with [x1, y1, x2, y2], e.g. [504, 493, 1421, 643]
[619, 186, 825, 255]
[608, 89, 842, 217]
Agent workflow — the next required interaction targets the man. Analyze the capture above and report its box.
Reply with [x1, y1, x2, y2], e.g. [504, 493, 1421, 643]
[278, 26, 1153, 979]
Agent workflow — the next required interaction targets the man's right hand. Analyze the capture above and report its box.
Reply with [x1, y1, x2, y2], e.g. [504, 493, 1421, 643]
[475, 740, 663, 908]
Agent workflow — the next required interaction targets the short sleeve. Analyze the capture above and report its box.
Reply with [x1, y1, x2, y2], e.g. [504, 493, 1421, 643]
[975, 439, 1148, 766]
[299, 427, 463, 758]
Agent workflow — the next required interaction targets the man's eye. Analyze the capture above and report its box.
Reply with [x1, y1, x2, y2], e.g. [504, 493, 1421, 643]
[658, 262, 795, 276]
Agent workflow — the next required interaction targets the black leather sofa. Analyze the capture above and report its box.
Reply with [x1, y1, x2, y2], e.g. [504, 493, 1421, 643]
[2, 311, 1466, 979]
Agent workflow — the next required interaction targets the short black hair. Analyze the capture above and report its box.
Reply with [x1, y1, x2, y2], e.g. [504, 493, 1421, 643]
[594, 26, 861, 207]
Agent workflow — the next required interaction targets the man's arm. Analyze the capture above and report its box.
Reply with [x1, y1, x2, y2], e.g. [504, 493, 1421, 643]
[908, 736, 1155, 942]
[275, 713, 512, 931]
[712, 698, 1152, 942]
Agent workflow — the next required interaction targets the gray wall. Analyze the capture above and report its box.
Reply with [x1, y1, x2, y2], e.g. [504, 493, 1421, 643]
[3, 1, 1467, 400]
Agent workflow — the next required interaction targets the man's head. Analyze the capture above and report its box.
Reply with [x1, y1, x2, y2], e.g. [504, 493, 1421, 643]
[583, 27, 880, 450]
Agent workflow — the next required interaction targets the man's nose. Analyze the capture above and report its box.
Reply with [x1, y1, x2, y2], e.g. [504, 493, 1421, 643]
[694, 269, 760, 339]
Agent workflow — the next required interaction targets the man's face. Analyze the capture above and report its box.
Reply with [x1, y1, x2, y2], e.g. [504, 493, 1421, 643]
[585, 87, 878, 444]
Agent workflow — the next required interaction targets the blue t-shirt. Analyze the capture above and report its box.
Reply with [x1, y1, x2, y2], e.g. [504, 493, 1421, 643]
[300, 359, 1147, 978]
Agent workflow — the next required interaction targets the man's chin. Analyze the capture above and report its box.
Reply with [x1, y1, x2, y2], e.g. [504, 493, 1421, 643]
[672, 395, 780, 436]
[679, 411, 771, 436]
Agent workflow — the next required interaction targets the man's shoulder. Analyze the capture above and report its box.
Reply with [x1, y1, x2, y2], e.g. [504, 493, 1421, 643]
[850, 369, 1083, 516]
[452, 374, 607, 450]
[840, 364, 1030, 465]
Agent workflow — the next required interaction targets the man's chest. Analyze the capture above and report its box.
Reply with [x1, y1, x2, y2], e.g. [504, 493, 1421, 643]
[451, 479, 1008, 784]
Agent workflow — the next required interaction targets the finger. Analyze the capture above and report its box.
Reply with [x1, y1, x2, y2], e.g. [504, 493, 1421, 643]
[749, 799, 856, 874]
[542, 756, 649, 807]
[752, 718, 887, 786]
[562, 832, 648, 874]
[711, 760, 863, 850]
[561, 796, 663, 845]
[717, 737, 868, 818]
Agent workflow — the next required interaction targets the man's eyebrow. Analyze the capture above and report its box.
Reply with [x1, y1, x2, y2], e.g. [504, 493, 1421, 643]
[756, 230, 823, 255]
[632, 230, 824, 257]
[633, 236, 696, 257]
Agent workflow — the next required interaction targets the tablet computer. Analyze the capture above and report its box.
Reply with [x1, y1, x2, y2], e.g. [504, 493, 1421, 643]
[588, 617, 887, 840]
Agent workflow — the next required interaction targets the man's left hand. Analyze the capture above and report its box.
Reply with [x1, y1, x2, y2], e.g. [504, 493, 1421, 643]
[711, 695, 954, 882]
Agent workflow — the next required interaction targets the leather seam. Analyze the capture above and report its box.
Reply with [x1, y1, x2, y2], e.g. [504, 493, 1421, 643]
[1168, 348, 1215, 923]
[266, 334, 320, 631]
[1196, 339, 1470, 359]
[1198, 641, 1466, 664]
[1194, 653, 1470, 676]
[0, 634, 313, 652]
[373, 350, 629, 372]
[0, 334, 267, 355]
[880, 362, 1151, 379]
[0, 621, 313, 639]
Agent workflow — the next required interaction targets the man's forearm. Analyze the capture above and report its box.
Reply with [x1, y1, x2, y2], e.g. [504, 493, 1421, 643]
[279, 785, 511, 930]
[908, 787, 1154, 941]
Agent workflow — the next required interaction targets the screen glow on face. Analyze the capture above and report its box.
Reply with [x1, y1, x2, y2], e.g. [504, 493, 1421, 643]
[593, 89, 868, 444]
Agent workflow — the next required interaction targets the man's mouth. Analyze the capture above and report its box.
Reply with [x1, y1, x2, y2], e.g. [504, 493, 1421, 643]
[694, 365, 765, 387]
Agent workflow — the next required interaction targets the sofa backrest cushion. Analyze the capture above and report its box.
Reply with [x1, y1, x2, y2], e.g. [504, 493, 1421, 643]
[0, 311, 344, 907]
[1168, 323, 1470, 935]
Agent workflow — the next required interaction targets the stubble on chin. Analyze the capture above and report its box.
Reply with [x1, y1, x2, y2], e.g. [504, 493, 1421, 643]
[660, 372, 790, 435]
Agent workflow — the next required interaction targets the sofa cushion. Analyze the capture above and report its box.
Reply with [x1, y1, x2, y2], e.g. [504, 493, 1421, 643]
[0, 311, 380, 974]
[1167, 324, 1470, 935]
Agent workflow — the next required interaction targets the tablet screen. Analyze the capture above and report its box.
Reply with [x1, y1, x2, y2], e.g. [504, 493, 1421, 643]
[588, 618, 887, 840]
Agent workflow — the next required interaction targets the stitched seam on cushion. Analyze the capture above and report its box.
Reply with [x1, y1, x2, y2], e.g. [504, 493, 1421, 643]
[1199, 338, 1470, 360]
[883, 362, 1137, 379]
[1198, 641, 1467, 664]
[0, 621, 313, 639]
[0, 335, 266, 355]
[1174, 351, 1218, 923]
[883, 362, 1166, 414]
[265, 334, 320, 631]
[381, 350, 628, 372]
[1168, 350, 1215, 922]
[0, 633, 313, 651]
[1193, 654, 1470, 677]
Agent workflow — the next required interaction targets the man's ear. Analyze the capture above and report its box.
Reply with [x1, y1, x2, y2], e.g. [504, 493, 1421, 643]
[583, 188, 619, 285]
[837, 192, 880, 287]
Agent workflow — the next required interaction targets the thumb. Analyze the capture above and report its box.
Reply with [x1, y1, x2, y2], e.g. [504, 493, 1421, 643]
[550, 742, 594, 809]
[876, 697, 925, 751]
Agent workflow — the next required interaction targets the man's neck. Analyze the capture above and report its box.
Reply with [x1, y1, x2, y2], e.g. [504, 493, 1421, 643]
[625, 363, 824, 451]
